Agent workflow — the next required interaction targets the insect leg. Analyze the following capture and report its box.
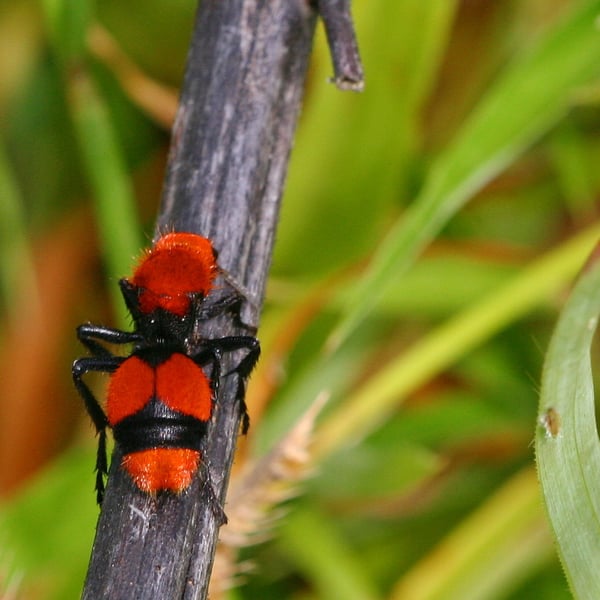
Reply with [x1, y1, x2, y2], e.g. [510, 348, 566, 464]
[72, 355, 124, 503]
[77, 323, 143, 358]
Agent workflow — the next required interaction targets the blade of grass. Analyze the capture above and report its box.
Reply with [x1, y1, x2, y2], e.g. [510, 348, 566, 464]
[390, 468, 553, 600]
[329, 0, 600, 351]
[280, 504, 380, 600]
[536, 241, 600, 598]
[41, 0, 141, 326]
[276, 0, 457, 274]
[40, 0, 92, 65]
[0, 140, 40, 319]
[67, 72, 142, 325]
[548, 121, 597, 219]
[314, 221, 600, 460]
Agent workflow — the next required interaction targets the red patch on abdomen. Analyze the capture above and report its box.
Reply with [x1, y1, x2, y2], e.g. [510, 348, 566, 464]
[156, 353, 213, 420]
[122, 448, 200, 493]
[106, 356, 154, 425]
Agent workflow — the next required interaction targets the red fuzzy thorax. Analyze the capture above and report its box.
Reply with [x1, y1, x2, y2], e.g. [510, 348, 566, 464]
[129, 233, 218, 317]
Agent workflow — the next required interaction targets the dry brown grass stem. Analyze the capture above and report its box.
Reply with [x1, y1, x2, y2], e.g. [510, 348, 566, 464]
[209, 391, 329, 595]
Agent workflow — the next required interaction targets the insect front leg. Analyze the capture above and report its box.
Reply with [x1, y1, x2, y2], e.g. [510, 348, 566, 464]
[77, 323, 143, 358]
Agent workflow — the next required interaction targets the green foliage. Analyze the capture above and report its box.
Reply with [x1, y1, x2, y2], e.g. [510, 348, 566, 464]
[536, 248, 600, 599]
[2, 0, 600, 598]
[329, 0, 600, 348]
[0, 448, 98, 600]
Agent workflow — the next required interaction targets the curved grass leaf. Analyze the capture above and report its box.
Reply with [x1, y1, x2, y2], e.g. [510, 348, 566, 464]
[536, 242, 600, 599]
[329, 0, 600, 351]
[314, 222, 600, 459]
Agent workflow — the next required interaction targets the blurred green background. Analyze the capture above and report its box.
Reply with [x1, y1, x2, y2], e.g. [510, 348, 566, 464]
[2, 0, 600, 598]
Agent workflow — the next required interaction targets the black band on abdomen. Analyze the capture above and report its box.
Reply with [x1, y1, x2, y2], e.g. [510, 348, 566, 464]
[113, 415, 209, 454]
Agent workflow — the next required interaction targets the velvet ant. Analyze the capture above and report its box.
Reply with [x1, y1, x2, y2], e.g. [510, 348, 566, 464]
[72, 232, 260, 504]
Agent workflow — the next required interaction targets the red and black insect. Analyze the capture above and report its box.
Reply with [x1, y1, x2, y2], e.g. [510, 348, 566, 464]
[72, 232, 260, 504]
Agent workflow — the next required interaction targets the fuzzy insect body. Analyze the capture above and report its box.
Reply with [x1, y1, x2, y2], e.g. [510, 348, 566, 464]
[72, 232, 260, 503]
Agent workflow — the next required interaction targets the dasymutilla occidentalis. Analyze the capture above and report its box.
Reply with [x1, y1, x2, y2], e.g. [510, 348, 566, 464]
[72, 232, 260, 504]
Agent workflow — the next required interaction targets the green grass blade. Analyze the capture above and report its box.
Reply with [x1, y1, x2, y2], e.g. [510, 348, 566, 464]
[536, 242, 600, 599]
[68, 72, 142, 323]
[315, 221, 600, 460]
[40, 0, 93, 65]
[280, 505, 380, 600]
[41, 0, 142, 326]
[390, 469, 553, 600]
[0, 140, 40, 319]
[276, 0, 457, 274]
[548, 121, 597, 218]
[329, 0, 600, 351]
